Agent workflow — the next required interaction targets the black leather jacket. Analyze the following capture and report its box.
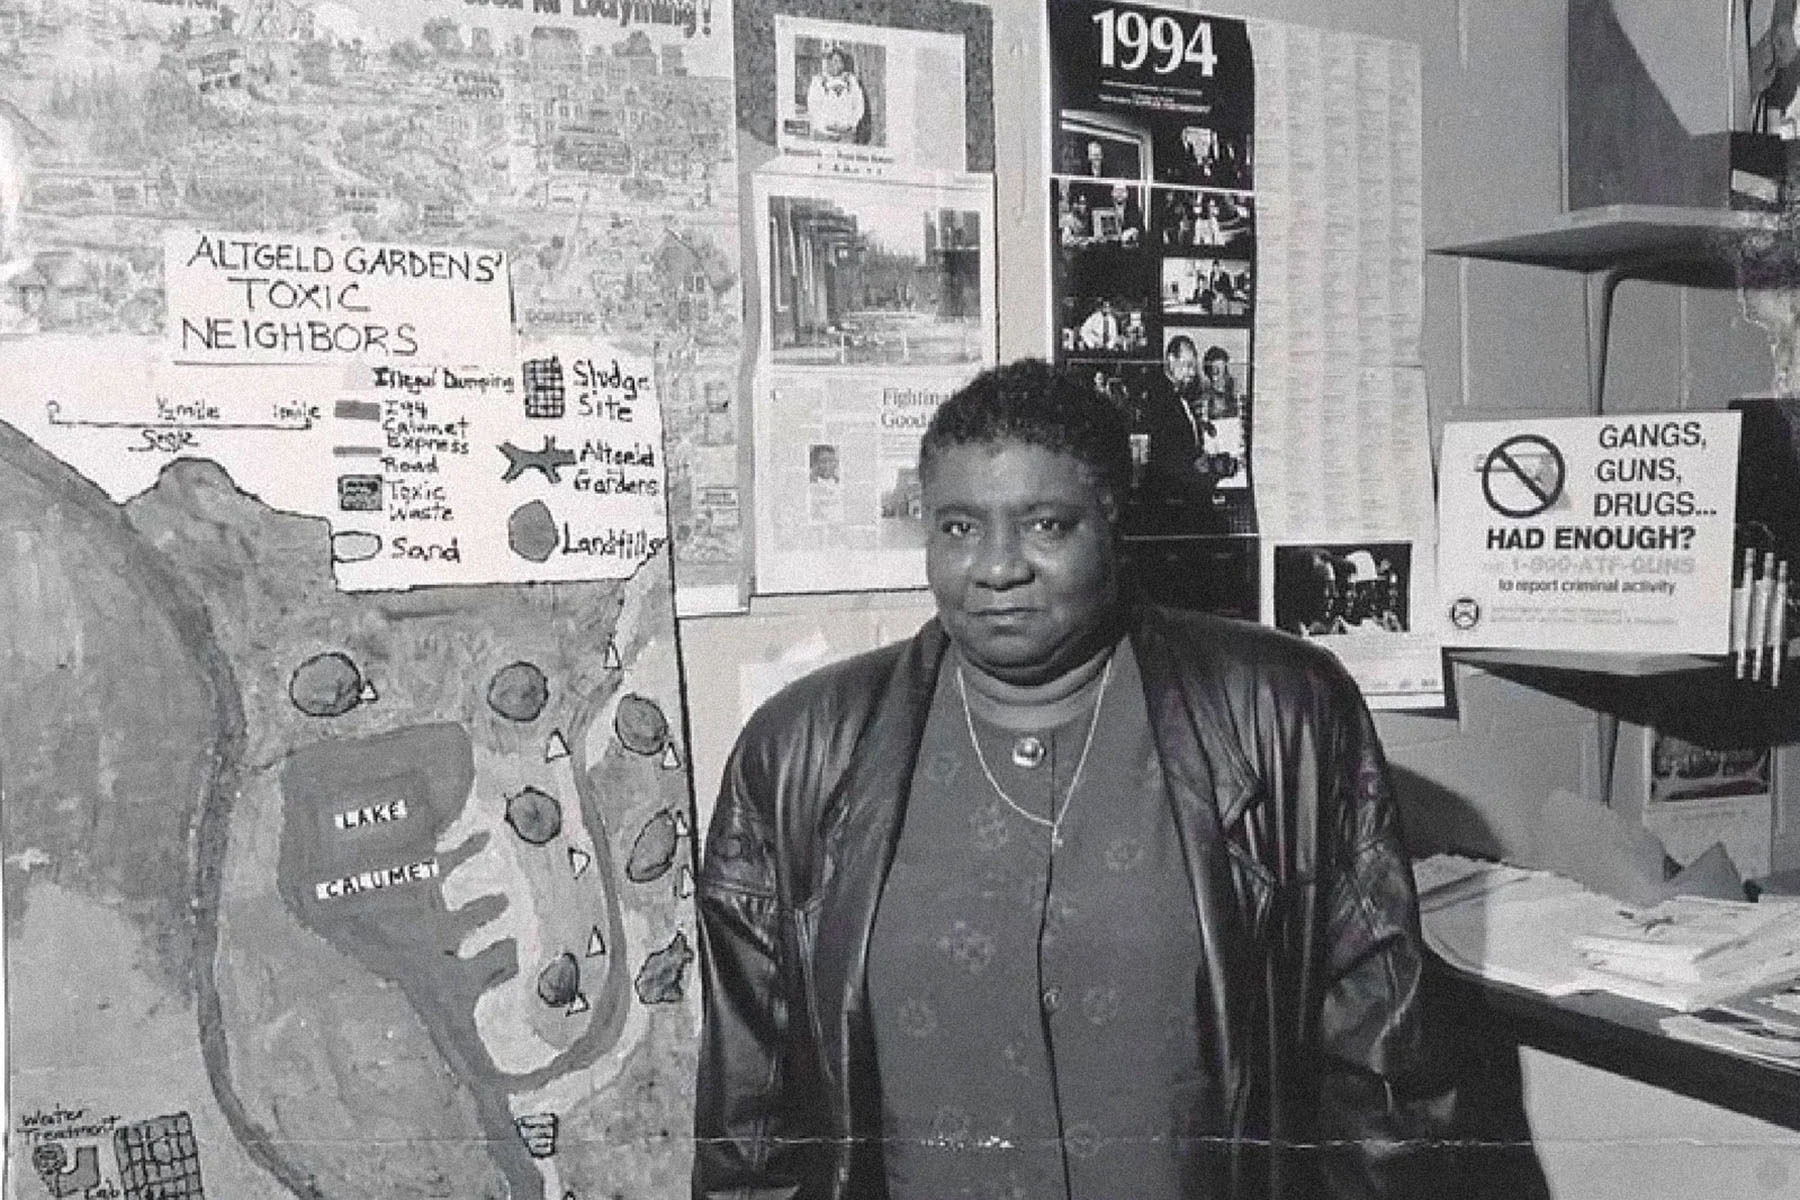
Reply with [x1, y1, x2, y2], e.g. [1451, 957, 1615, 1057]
[694, 604, 1452, 1199]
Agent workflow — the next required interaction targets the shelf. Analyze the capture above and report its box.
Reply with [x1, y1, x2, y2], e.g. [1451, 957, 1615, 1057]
[1430, 204, 1775, 278]
[1448, 644, 1800, 746]
[1450, 647, 1722, 677]
[1429, 205, 1780, 412]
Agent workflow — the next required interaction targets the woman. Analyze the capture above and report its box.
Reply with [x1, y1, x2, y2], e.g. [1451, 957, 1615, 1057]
[805, 45, 868, 143]
[693, 360, 1452, 1199]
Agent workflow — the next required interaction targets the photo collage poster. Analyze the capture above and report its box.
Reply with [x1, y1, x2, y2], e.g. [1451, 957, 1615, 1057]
[1047, 0, 1259, 618]
[742, 4, 998, 594]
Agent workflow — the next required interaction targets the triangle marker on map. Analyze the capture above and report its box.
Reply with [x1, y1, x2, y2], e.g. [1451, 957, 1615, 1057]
[567, 992, 590, 1016]
[603, 640, 623, 671]
[660, 742, 683, 770]
[545, 730, 571, 762]
[569, 847, 592, 878]
[360, 680, 379, 703]
[586, 926, 606, 957]
[674, 864, 695, 899]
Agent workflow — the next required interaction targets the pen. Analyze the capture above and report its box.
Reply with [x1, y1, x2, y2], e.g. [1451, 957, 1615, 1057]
[1748, 552, 1774, 682]
[1773, 560, 1789, 689]
[1734, 546, 1756, 679]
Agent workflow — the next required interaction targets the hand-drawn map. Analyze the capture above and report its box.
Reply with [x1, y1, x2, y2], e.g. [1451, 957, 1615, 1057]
[0, 4, 718, 1198]
[0, 0, 746, 606]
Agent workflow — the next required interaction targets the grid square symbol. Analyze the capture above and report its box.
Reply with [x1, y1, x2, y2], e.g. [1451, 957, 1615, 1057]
[522, 356, 566, 419]
[113, 1112, 205, 1200]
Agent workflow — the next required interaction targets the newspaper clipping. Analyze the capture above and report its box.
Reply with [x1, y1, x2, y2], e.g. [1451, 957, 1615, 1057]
[755, 369, 969, 590]
[749, 11, 996, 595]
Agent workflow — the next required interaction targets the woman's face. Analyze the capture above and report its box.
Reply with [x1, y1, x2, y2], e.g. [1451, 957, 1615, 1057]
[924, 440, 1120, 685]
[824, 50, 847, 76]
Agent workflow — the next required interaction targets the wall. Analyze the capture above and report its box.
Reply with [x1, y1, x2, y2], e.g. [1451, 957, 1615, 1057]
[682, 1, 1800, 1195]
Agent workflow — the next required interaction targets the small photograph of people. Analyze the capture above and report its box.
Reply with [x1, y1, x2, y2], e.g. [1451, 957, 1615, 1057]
[1056, 180, 1148, 250]
[1155, 124, 1253, 188]
[1055, 124, 1144, 180]
[1153, 189, 1253, 251]
[1274, 543, 1412, 637]
[1166, 328, 1248, 487]
[1059, 295, 1150, 356]
[1178, 327, 1248, 419]
[786, 36, 885, 146]
[1084, 327, 1250, 514]
[808, 442, 841, 485]
[1162, 256, 1253, 318]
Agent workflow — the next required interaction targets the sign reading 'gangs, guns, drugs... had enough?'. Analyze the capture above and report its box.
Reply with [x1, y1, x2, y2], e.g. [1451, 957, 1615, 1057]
[1437, 413, 1741, 653]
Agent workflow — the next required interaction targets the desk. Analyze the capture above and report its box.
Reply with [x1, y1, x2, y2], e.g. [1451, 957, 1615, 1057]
[1429, 956, 1800, 1131]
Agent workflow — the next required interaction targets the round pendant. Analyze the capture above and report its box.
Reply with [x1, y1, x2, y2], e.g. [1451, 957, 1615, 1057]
[1011, 734, 1046, 768]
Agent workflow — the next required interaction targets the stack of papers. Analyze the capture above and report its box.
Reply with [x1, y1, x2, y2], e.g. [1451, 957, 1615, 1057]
[1663, 976, 1800, 1065]
[1571, 896, 1800, 1011]
[1416, 854, 1800, 1011]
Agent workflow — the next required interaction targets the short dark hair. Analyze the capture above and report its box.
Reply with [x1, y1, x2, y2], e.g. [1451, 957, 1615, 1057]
[1166, 335, 1197, 360]
[1202, 345, 1229, 366]
[919, 359, 1132, 513]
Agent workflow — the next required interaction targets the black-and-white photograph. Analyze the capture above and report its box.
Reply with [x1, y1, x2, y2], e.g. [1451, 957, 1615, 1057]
[1153, 188, 1254, 251]
[878, 462, 927, 549]
[773, 15, 970, 173]
[1059, 294, 1151, 356]
[1649, 732, 1773, 804]
[765, 187, 987, 367]
[1156, 124, 1254, 188]
[1058, 180, 1149, 250]
[1054, 180, 1155, 297]
[1085, 342, 1255, 535]
[807, 443, 841, 485]
[783, 33, 886, 147]
[1274, 543, 1413, 636]
[1058, 111, 1254, 191]
[1163, 326, 1249, 418]
[1055, 116, 1148, 180]
[1162, 256, 1253, 317]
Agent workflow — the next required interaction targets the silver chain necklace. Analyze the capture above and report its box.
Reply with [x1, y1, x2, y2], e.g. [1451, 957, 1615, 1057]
[955, 657, 1112, 850]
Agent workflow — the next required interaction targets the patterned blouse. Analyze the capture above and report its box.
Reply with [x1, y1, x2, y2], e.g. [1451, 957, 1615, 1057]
[867, 641, 1211, 1200]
